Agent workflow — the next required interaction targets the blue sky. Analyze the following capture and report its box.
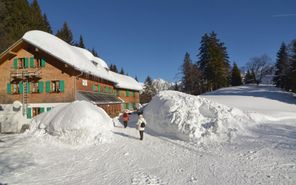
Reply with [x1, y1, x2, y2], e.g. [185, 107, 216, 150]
[37, 0, 296, 82]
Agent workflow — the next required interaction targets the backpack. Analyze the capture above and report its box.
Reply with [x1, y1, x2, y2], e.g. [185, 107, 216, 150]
[140, 121, 145, 128]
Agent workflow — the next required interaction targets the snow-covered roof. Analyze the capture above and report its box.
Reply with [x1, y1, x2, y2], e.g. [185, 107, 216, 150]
[22, 30, 116, 83]
[110, 71, 142, 91]
[22, 30, 142, 91]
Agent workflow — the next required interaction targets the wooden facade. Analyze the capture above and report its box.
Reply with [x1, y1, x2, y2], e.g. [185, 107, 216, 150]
[0, 39, 140, 118]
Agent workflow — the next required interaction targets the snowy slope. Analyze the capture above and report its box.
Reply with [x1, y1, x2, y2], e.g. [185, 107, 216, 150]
[201, 85, 296, 121]
[0, 86, 295, 185]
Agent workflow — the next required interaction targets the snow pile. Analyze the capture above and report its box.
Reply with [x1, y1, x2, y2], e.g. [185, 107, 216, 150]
[0, 101, 29, 133]
[32, 101, 114, 145]
[144, 91, 253, 142]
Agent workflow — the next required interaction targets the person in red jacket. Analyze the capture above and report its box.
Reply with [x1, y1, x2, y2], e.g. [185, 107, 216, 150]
[122, 111, 129, 128]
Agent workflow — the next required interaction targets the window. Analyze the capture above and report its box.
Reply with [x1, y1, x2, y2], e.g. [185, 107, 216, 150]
[35, 58, 46, 68]
[45, 80, 64, 93]
[10, 83, 22, 94]
[51, 81, 60, 93]
[18, 58, 25, 69]
[132, 91, 136, 97]
[126, 90, 130, 97]
[31, 82, 39, 93]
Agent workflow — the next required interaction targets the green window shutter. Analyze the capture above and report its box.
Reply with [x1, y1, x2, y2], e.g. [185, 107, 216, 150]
[38, 81, 44, 93]
[46, 107, 51, 112]
[27, 108, 32, 118]
[59, 80, 64, 92]
[133, 91, 135, 97]
[126, 90, 130, 97]
[114, 90, 117, 96]
[6, 83, 11, 94]
[92, 84, 96, 91]
[13, 58, 18, 69]
[41, 58, 46, 67]
[24, 57, 29, 68]
[40, 107, 44, 113]
[19, 82, 23, 93]
[98, 84, 101, 92]
[45, 81, 51, 93]
[30, 57, 35, 68]
[27, 82, 30, 93]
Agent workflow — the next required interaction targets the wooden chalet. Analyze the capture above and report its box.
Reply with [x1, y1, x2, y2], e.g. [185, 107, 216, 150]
[0, 30, 142, 118]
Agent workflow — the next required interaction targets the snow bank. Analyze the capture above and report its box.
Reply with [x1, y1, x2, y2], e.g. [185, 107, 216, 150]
[0, 101, 29, 133]
[32, 101, 114, 145]
[144, 91, 253, 143]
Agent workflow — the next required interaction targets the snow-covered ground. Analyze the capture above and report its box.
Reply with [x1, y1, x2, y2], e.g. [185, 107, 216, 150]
[0, 85, 296, 185]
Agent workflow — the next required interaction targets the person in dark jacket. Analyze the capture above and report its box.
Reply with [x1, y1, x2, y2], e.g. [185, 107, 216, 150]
[122, 111, 129, 128]
[136, 114, 147, 140]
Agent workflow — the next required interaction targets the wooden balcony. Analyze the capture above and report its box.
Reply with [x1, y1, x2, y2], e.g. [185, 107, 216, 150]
[10, 68, 42, 82]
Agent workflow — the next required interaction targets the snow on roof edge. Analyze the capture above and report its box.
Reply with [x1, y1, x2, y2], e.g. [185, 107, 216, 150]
[22, 30, 117, 83]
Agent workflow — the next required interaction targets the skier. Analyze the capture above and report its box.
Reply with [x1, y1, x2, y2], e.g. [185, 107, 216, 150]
[122, 111, 129, 128]
[136, 114, 147, 140]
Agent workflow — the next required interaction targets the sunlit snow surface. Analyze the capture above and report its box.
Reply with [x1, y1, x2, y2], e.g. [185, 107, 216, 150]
[1, 85, 295, 185]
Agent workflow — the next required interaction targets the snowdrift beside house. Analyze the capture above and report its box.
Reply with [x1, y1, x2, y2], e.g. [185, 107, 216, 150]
[144, 91, 254, 143]
[32, 101, 113, 145]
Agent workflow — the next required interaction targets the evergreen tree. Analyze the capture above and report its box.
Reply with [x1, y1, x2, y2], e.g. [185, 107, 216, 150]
[56, 22, 74, 44]
[78, 34, 85, 48]
[30, 0, 48, 32]
[288, 40, 296, 92]
[43, 13, 52, 33]
[181, 52, 203, 95]
[244, 70, 255, 84]
[135, 76, 138, 82]
[140, 76, 156, 104]
[231, 63, 242, 86]
[273, 43, 289, 89]
[197, 32, 230, 91]
[0, 0, 53, 52]
[0, 0, 32, 52]
[120, 68, 125, 75]
[91, 48, 99, 57]
[182, 52, 193, 93]
[109, 64, 118, 73]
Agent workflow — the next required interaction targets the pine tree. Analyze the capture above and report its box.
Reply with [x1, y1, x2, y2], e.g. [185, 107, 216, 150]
[273, 43, 289, 89]
[120, 68, 125, 75]
[0, 0, 32, 52]
[197, 32, 230, 91]
[288, 40, 296, 92]
[244, 70, 256, 84]
[135, 76, 138, 82]
[113, 64, 118, 73]
[78, 35, 85, 48]
[140, 76, 156, 104]
[43, 13, 52, 33]
[182, 52, 193, 93]
[56, 22, 74, 44]
[91, 48, 99, 57]
[109, 64, 118, 73]
[231, 63, 242, 86]
[30, 0, 47, 31]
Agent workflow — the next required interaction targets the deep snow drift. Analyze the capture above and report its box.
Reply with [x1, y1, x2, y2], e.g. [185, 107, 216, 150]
[144, 90, 253, 142]
[31, 101, 114, 145]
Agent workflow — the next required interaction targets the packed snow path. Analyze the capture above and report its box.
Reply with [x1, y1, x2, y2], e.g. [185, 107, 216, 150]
[1, 114, 295, 185]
